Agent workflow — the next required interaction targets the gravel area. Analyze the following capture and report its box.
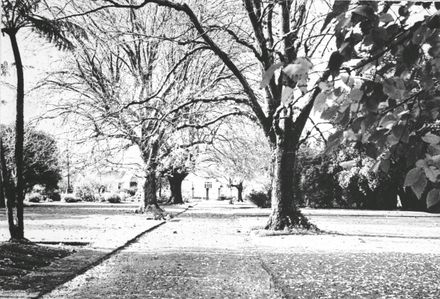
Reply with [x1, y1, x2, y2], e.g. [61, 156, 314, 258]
[42, 201, 440, 299]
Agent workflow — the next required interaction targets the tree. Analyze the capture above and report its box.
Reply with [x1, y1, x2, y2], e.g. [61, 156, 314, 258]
[160, 147, 194, 204]
[1, 0, 85, 240]
[95, 0, 341, 230]
[319, 2, 440, 212]
[199, 118, 271, 202]
[0, 125, 62, 193]
[46, 5, 243, 217]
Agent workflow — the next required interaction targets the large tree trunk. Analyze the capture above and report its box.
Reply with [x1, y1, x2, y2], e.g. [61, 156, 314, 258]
[4, 30, 25, 240]
[231, 182, 244, 202]
[137, 169, 169, 220]
[265, 118, 316, 231]
[168, 172, 188, 204]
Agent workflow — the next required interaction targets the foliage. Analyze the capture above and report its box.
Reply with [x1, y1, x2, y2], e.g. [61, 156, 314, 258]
[0, 125, 62, 192]
[121, 187, 137, 197]
[319, 2, 440, 211]
[200, 118, 271, 190]
[62, 194, 80, 203]
[246, 190, 271, 208]
[74, 182, 99, 202]
[217, 196, 233, 201]
[2, 0, 87, 50]
[104, 193, 121, 204]
[299, 156, 343, 209]
[27, 193, 44, 203]
[46, 190, 61, 202]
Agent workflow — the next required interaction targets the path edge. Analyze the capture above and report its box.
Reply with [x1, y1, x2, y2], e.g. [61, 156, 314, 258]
[34, 204, 193, 299]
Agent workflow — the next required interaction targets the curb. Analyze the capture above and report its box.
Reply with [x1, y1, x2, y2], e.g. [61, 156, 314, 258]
[34, 204, 194, 299]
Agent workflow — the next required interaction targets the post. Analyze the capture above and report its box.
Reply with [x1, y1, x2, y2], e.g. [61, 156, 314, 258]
[204, 181, 212, 200]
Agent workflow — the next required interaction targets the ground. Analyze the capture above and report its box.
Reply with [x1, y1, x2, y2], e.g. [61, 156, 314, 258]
[1, 201, 440, 298]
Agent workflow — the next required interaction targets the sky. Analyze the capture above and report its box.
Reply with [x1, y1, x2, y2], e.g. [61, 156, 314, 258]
[0, 29, 65, 127]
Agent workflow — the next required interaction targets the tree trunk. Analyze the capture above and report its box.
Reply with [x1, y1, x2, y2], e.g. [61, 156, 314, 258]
[0, 139, 6, 209]
[231, 182, 244, 202]
[265, 122, 315, 231]
[137, 169, 169, 219]
[168, 172, 188, 204]
[4, 30, 25, 240]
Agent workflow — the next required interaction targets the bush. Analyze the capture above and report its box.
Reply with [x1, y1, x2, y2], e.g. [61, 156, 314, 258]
[104, 193, 121, 204]
[44, 190, 61, 201]
[62, 194, 81, 203]
[75, 185, 97, 202]
[121, 187, 137, 196]
[246, 190, 271, 208]
[217, 196, 233, 201]
[27, 193, 44, 203]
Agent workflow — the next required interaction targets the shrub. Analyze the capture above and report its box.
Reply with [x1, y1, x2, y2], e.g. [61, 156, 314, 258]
[45, 190, 61, 201]
[217, 196, 233, 201]
[121, 187, 137, 196]
[246, 190, 271, 208]
[117, 192, 129, 201]
[75, 185, 97, 202]
[62, 194, 81, 203]
[104, 193, 121, 204]
[27, 193, 44, 203]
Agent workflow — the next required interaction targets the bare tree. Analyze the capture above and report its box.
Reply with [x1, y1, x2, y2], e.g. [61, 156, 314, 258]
[45, 5, 246, 217]
[90, 0, 337, 230]
[200, 117, 271, 202]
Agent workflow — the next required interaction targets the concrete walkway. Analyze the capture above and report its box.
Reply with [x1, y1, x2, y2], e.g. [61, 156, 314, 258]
[41, 201, 440, 298]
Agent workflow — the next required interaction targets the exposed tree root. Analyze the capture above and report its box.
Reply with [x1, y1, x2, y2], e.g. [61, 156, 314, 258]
[8, 237, 31, 244]
[265, 209, 319, 232]
[135, 204, 173, 220]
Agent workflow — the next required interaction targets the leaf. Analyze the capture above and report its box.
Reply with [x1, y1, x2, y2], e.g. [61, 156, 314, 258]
[321, 0, 351, 32]
[351, 117, 364, 133]
[321, 106, 339, 120]
[379, 13, 394, 23]
[404, 167, 424, 187]
[260, 62, 283, 89]
[349, 89, 363, 102]
[283, 58, 313, 78]
[281, 86, 295, 104]
[427, 188, 440, 209]
[392, 124, 409, 143]
[327, 51, 344, 76]
[404, 167, 427, 199]
[365, 143, 378, 159]
[369, 128, 388, 143]
[313, 92, 328, 113]
[424, 166, 440, 183]
[422, 133, 440, 145]
[380, 159, 390, 173]
[428, 144, 440, 156]
[352, 5, 375, 20]
[325, 131, 344, 155]
[379, 113, 397, 128]
[340, 159, 356, 169]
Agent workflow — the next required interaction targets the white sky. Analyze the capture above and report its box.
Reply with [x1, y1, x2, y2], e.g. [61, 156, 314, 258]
[0, 29, 64, 126]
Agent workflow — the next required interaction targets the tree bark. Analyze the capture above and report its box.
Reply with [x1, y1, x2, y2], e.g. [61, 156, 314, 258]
[0, 139, 7, 209]
[137, 169, 169, 219]
[231, 182, 244, 202]
[168, 172, 187, 204]
[265, 118, 316, 231]
[4, 30, 25, 240]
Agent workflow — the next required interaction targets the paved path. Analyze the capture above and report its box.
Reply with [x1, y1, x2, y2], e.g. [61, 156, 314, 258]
[43, 201, 440, 298]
